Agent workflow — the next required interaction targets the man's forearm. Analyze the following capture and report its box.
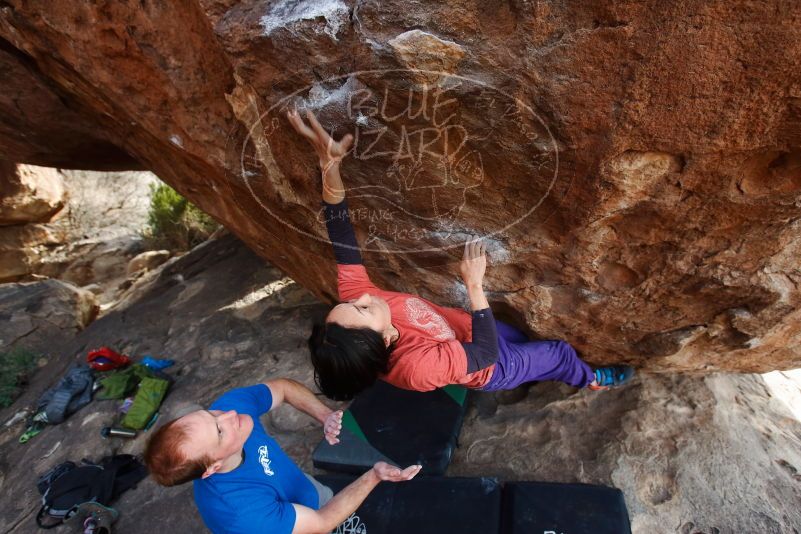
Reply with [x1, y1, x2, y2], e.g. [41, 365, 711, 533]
[317, 469, 380, 531]
[280, 379, 334, 423]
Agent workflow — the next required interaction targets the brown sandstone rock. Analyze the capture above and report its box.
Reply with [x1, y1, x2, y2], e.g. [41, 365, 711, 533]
[0, 45, 141, 170]
[0, 223, 58, 282]
[0, 2, 800, 372]
[31, 169, 160, 307]
[0, 278, 98, 354]
[387, 30, 466, 83]
[0, 162, 66, 225]
[126, 250, 171, 276]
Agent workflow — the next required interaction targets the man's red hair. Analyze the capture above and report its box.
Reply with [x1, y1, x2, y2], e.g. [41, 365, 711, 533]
[144, 417, 212, 486]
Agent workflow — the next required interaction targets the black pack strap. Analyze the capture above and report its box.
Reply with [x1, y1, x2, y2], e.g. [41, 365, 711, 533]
[36, 505, 62, 529]
[44, 465, 103, 505]
[93, 463, 119, 507]
[110, 459, 148, 499]
[36, 461, 77, 495]
[98, 454, 147, 503]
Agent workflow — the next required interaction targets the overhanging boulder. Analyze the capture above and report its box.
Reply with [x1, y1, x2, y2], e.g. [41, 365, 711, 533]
[0, 2, 800, 372]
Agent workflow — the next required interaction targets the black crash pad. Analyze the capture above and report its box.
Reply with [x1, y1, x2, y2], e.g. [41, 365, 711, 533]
[318, 475, 502, 534]
[313, 380, 469, 475]
[502, 481, 631, 534]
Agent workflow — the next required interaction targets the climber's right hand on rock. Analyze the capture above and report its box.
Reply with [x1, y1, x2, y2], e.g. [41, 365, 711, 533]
[460, 235, 490, 311]
[287, 109, 353, 204]
[460, 235, 487, 289]
[286, 109, 353, 172]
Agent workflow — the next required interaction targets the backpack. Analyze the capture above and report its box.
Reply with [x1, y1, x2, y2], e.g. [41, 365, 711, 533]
[36, 461, 77, 494]
[36, 365, 94, 424]
[35, 454, 148, 529]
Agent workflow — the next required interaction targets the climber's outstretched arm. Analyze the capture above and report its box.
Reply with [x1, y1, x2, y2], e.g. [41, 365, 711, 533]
[287, 109, 363, 268]
[287, 109, 353, 205]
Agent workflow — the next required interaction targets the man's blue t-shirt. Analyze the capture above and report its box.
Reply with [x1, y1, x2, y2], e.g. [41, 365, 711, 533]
[193, 385, 318, 534]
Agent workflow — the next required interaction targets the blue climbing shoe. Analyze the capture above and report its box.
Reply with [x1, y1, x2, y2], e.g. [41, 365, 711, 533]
[589, 366, 634, 390]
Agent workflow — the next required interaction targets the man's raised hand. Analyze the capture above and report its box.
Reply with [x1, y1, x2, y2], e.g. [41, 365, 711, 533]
[372, 462, 422, 482]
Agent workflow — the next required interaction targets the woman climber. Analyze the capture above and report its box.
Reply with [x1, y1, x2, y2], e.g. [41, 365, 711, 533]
[287, 109, 634, 401]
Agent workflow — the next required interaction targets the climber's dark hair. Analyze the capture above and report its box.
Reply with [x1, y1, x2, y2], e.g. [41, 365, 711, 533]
[308, 322, 392, 401]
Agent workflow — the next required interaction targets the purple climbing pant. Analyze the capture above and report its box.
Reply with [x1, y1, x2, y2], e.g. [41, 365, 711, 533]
[480, 321, 595, 391]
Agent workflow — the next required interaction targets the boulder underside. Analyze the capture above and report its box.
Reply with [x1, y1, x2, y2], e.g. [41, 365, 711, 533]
[1, 1, 801, 372]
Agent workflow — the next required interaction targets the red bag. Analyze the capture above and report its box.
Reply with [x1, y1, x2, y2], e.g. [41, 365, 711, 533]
[87, 347, 131, 372]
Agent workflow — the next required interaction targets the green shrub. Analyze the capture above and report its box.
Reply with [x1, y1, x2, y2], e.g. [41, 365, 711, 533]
[144, 182, 219, 250]
[0, 347, 37, 408]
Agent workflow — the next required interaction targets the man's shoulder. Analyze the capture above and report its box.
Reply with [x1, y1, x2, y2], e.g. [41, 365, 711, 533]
[193, 469, 280, 509]
[210, 384, 272, 413]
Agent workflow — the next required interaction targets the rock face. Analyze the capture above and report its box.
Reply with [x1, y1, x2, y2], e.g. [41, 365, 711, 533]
[0, 167, 159, 295]
[0, 162, 66, 225]
[0, 279, 98, 354]
[456, 374, 801, 533]
[31, 169, 160, 306]
[0, 223, 58, 282]
[0, 42, 141, 170]
[1, 2, 801, 372]
[126, 250, 171, 276]
[1, 235, 799, 533]
[0, 163, 65, 281]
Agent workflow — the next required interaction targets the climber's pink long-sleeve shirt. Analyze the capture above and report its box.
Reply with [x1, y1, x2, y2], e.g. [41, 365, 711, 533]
[337, 264, 494, 391]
